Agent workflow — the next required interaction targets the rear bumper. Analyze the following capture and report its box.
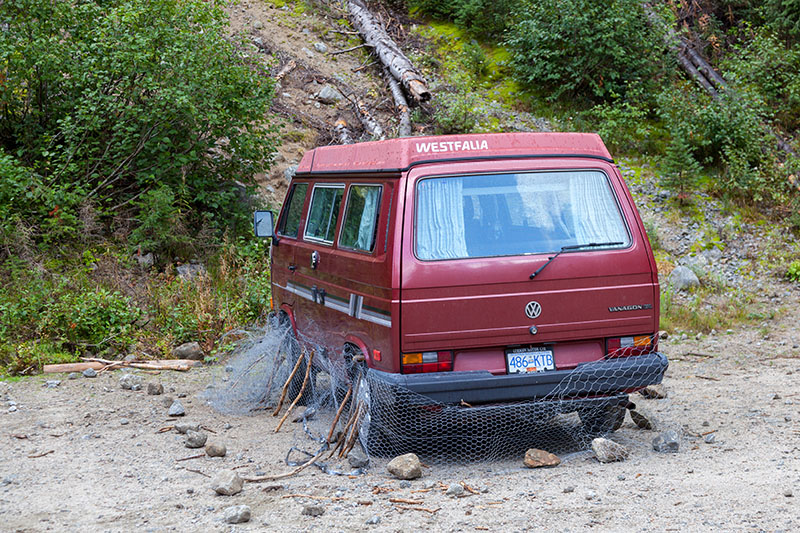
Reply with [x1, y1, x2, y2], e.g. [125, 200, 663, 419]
[369, 352, 668, 405]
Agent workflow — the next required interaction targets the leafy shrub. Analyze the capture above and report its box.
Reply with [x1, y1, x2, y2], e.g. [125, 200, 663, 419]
[411, 0, 515, 38]
[129, 186, 193, 261]
[0, 0, 275, 247]
[762, 0, 800, 43]
[433, 73, 480, 134]
[505, 0, 668, 101]
[787, 260, 800, 281]
[588, 101, 652, 153]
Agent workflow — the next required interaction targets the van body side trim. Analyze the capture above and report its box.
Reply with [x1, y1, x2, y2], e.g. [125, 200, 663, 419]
[274, 281, 392, 328]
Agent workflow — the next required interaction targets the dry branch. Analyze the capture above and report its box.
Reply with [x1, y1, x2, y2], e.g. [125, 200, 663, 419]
[273, 350, 306, 416]
[275, 350, 315, 432]
[345, 0, 430, 102]
[243, 448, 327, 482]
[327, 384, 352, 443]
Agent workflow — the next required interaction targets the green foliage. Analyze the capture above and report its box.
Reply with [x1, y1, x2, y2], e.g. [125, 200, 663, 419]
[129, 186, 193, 260]
[433, 73, 480, 134]
[721, 29, 800, 132]
[0, 0, 275, 248]
[661, 123, 702, 202]
[505, 0, 668, 101]
[410, 0, 515, 38]
[787, 260, 800, 281]
[762, 0, 800, 42]
[588, 100, 652, 153]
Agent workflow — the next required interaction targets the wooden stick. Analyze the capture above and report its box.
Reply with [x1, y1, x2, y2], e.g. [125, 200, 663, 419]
[330, 43, 374, 55]
[389, 498, 423, 505]
[327, 385, 352, 443]
[185, 468, 210, 478]
[394, 505, 440, 514]
[694, 375, 720, 381]
[273, 350, 307, 416]
[282, 494, 347, 501]
[275, 351, 315, 432]
[28, 450, 54, 458]
[243, 448, 327, 482]
[175, 454, 205, 462]
[339, 402, 363, 458]
[42, 362, 105, 373]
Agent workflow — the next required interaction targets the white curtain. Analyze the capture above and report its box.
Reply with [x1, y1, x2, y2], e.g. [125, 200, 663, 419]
[569, 171, 628, 244]
[355, 186, 380, 251]
[416, 178, 468, 260]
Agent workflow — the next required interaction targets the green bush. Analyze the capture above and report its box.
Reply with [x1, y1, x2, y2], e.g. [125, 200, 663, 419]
[411, 0, 515, 38]
[505, 0, 668, 101]
[588, 100, 652, 153]
[0, 0, 276, 247]
[433, 73, 480, 134]
[787, 260, 800, 281]
[763, 0, 800, 42]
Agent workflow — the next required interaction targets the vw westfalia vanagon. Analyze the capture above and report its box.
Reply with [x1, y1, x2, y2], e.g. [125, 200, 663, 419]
[255, 132, 667, 438]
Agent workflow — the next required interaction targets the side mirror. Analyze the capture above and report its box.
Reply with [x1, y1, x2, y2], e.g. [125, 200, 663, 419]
[253, 210, 276, 239]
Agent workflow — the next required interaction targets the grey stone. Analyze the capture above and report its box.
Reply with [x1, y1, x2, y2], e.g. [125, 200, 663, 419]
[366, 515, 381, 525]
[704, 433, 716, 444]
[120, 418, 129, 425]
[67, 372, 80, 380]
[386, 453, 422, 480]
[316, 85, 343, 105]
[348, 450, 369, 469]
[313, 42, 328, 53]
[123, 353, 137, 363]
[176, 263, 206, 281]
[134, 252, 154, 269]
[399, 480, 411, 489]
[563, 486, 575, 493]
[119, 373, 142, 390]
[652, 430, 680, 453]
[224, 505, 251, 524]
[82, 368, 97, 378]
[211, 470, 243, 496]
[302, 47, 314, 58]
[175, 423, 200, 434]
[185, 430, 207, 448]
[292, 406, 316, 423]
[205, 442, 227, 457]
[585, 490, 597, 500]
[147, 382, 164, 395]
[591, 438, 629, 463]
[168, 400, 186, 417]
[8, 406, 17, 413]
[161, 396, 175, 408]
[44, 380, 61, 388]
[302, 504, 325, 516]
[446, 484, 465, 497]
[785, 489, 794, 497]
[130, 383, 142, 391]
[669, 266, 700, 291]
[253, 20, 264, 30]
[172, 341, 203, 361]
[284, 164, 298, 184]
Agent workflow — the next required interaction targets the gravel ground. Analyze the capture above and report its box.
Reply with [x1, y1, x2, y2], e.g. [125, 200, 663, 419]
[1, 326, 798, 532]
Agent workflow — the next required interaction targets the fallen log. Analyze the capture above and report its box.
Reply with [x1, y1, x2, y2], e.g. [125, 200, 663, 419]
[335, 117, 354, 145]
[385, 67, 411, 137]
[43, 358, 202, 374]
[346, 0, 430, 102]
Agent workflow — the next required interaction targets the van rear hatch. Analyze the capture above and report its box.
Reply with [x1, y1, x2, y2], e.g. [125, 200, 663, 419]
[399, 161, 658, 375]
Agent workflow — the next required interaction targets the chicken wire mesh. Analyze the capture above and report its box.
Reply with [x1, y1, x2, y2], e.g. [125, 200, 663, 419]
[203, 318, 670, 472]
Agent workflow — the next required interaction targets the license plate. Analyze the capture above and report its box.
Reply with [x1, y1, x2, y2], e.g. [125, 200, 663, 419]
[506, 347, 555, 374]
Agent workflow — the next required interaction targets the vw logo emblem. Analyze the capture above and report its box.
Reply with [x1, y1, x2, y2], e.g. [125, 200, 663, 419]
[525, 301, 542, 319]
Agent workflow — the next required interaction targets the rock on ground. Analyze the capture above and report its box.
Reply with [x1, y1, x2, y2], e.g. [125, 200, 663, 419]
[592, 438, 630, 463]
[386, 453, 422, 480]
[316, 85, 343, 104]
[168, 400, 186, 417]
[446, 484, 465, 497]
[669, 266, 700, 291]
[653, 430, 680, 453]
[205, 442, 226, 457]
[185, 430, 207, 449]
[119, 374, 142, 390]
[639, 384, 668, 399]
[630, 410, 654, 430]
[523, 448, 561, 468]
[175, 422, 200, 434]
[302, 504, 325, 516]
[82, 368, 97, 378]
[348, 450, 369, 469]
[172, 341, 203, 361]
[224, 505, 251, 524]
[147, 382, 164, 395]
[210, 470, 243, 496]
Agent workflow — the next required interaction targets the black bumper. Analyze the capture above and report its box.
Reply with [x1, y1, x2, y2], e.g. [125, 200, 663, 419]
[369, 352, 668, 405]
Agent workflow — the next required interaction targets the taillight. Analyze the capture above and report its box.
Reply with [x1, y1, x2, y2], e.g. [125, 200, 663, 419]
[402, 351, 453, 374]
[606, 335, 656, 358]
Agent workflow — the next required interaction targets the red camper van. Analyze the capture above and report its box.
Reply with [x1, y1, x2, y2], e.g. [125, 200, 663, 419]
[254, 132, 667, 436]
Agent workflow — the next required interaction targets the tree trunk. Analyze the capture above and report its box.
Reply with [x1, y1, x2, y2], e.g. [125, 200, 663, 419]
[385, 67, 412, 136]
[346, 0, 431, 103]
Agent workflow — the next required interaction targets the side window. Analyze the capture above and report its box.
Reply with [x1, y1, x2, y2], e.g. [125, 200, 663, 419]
[339, 185, 382, 252]
[277, 183, 308, 238]
[303, 184, 344, 244]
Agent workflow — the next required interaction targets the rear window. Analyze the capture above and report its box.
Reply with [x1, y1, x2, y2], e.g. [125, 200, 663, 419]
[415, 171, 630, 260]
[304, 184, 344, 244]
[339, 185, 382, 252]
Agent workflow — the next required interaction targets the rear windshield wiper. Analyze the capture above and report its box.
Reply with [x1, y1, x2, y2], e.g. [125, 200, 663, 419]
[529, 242, 624, 280]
